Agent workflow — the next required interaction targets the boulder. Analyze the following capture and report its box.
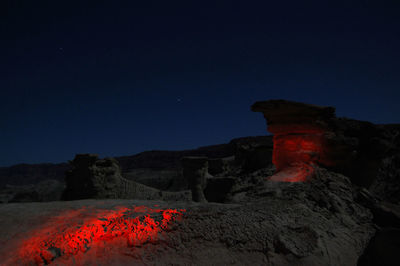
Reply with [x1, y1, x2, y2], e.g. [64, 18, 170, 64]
[63, 154, 122, 200]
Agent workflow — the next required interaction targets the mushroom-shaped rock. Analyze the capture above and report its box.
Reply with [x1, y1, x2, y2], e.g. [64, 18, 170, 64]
[252, 100, 336, 181]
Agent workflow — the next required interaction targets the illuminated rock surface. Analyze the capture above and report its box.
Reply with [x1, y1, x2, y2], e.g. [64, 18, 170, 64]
[252, 100, 336, 181]
[251, 100, 400, 187]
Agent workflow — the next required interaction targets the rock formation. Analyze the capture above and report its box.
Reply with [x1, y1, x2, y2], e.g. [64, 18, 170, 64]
[0, 167, 376, 265]
[181, 157, 210, 202]
[231, 136, 273, 172]
[251, 99, 399, 188]
[207, 157, 232, 175]
[251, 100, 400, 265]
[62, 154, 191, 201]
[0, 99, 399, 265]
[252, 100, 335, 181]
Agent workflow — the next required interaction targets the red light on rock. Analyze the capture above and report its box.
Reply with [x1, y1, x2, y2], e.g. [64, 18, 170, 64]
[273, 133, 323, 172]
[252, 100, 336, 182]
[14, 206, 185, 265]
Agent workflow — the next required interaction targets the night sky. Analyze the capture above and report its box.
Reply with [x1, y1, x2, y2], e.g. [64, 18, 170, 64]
[1, 0, 399, 167]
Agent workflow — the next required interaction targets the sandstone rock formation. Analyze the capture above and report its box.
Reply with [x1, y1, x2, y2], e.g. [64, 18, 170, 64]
[252, 100, 335, 181]
[1, 99, 399, 265]
[251, 100, 400, 265]
[207, 157, 232, 175]
[231, 136, 273, 172]
[251, 99, 400, 189]
[62, 154, 191, 201]
[0, 167, 375, 265]
[181, 157, 210, 202]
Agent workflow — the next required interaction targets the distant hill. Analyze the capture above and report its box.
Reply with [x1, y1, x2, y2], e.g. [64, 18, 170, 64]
[0, 136, 272, 188]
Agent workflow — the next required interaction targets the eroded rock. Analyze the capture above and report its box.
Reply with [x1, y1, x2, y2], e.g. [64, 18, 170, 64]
[251, 99, 400, 189]
[0, 167, 375, 266]
[252, 100, 335, 181]
[181, 157, 209, 202]
[62, 154, 191, 201]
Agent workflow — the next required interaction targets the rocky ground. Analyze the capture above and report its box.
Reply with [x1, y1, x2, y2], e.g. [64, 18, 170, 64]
[0, 167, 376, 266]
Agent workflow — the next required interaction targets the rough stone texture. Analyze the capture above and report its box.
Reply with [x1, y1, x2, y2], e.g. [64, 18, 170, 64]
[0, 100, 399, 265]
[0, 167, 375, 265]
[252, 100, 335, 181]
[207, 157, 232, 175]
[324, 118, 389, 187]
[231, 136, 273, 172]
[251, 100, 400, 189]
[181, 157, 210, 202]
[62, 154, 191, 201]
[369, 154, 400, 204]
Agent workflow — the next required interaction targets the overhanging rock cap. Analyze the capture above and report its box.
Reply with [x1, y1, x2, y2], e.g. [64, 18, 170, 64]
[251, 99, 336, 117]
[251, 99, 336, 134]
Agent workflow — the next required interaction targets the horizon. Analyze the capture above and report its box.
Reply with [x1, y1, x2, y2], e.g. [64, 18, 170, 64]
[1, 1, 400, 167]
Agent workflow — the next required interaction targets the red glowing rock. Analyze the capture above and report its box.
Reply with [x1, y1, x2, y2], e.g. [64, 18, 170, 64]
[252, 100, 336, 182]
[13, 206, 185, 265]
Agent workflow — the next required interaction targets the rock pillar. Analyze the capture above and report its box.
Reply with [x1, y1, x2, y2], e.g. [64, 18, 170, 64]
[181, 156, 209, 202]
[252, 100, 336, 181]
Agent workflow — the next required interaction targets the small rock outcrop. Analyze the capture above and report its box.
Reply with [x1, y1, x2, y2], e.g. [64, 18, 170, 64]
[231, 136, 273, 172]
[62, 154, 191, 201]
[181, 157, 210, 202]
[207, 157, 232, 175]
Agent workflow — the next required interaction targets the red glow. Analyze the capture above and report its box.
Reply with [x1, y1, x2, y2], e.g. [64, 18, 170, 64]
[270, 130, 324, 182]
[269, 163, 314, 182]
[13, 206, 185, 265]
[272, 134, 322, 171]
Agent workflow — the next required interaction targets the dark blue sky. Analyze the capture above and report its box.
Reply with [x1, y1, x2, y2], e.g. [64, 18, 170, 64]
[1, 0, 399, 167]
